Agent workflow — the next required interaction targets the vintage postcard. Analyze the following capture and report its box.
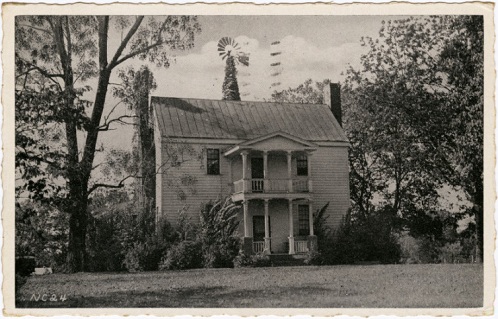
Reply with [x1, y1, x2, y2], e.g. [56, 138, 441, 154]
[2, 1, 495, 317]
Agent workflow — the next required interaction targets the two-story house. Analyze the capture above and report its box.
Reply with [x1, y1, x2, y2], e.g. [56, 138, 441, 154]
[152, 83, 350, 256]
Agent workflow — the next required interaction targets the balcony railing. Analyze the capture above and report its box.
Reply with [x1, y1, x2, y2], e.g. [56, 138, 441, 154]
[253, 241, 265, 253]
[294, 240, 309, 253]
[233, 178, 310, 194]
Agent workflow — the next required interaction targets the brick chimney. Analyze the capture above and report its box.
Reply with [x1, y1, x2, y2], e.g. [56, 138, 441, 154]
[323, 83, 342, 127]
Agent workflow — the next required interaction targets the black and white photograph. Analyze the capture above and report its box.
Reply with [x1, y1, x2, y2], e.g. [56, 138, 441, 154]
[4, 2, 494, 316]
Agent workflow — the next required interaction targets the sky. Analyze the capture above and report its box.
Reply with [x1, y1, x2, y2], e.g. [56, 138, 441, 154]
[97, 15, 391, 151]
[141, 15, 390, 101]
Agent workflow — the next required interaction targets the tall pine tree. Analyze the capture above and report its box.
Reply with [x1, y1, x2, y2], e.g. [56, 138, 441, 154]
[222, 55, 241, 101]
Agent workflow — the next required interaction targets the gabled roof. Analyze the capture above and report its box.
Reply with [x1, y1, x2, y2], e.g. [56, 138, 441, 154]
[224, 131, 318, 156]
[152, 96, 348, 142]
[240, 131, 318, 147]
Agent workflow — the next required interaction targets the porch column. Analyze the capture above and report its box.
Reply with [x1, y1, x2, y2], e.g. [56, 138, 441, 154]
[307, 151, 313, 192]
[309, 200, 314, 236]
[263, 151, 269, 192]
[286, 150, 293, 192]
[288, 199, 295, 254]
[243, 200, 250, 237]
[228, 158, 233, 191]
[241, 151, 248, 192]
[264, 199, 271, 254]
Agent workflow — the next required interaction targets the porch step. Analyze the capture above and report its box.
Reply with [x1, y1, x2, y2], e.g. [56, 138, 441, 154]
[269, 254, 306, 267]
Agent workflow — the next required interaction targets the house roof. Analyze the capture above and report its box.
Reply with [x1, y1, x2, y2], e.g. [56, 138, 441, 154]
[152, 97, 348, 142]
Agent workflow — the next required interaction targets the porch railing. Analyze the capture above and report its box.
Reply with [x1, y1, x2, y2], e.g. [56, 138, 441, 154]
[253, 241, 265, 253]
[294, 240, 308, 253]
[251, 179, 264, 192]
[234, 178, 310, 194]
[267, 179, 288, 192]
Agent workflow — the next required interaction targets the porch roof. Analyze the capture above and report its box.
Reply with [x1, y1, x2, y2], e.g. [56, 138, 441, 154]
[224, 131, 318, 156]
[152, 96, 348, 142]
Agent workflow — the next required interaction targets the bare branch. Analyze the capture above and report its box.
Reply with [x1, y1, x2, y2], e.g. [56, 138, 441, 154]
[87, 174, 135, 194]
[98, 115, 138, 131]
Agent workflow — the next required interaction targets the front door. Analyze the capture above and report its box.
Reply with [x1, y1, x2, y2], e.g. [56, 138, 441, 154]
[251, 157, 264, 179]
[251, 158, 264, 192]
[253, 215, 271, 252]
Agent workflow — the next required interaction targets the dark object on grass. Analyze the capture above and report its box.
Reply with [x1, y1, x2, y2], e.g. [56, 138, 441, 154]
[16, 256, 36, 277]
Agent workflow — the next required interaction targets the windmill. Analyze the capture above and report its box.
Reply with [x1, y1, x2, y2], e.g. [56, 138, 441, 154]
[217, 37, 250, 101]
[270, 40, 283, 89]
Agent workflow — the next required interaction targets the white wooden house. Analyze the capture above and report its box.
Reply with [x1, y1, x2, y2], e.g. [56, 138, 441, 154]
[152, 83, 350, 255]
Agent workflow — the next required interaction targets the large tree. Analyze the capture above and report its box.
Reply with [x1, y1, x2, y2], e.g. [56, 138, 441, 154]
[15, 16, 201, 272]
[271, 16, 483, 260]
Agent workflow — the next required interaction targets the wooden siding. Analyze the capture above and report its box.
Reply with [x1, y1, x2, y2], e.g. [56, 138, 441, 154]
[158, 142, 233, 225]
[307, 146, 350, 230]
[158, 141, 350, 233]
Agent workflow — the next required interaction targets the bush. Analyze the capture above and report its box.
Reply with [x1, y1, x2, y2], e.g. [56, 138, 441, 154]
[199, 198, 241, 268]
[123, 238, 169, 272]
[304, 250, 323, 265]
[233, 252, 271, 268]
[16, 256, 36, 277]
[320, 209, 401, 265]
[159, 241, 203, 270]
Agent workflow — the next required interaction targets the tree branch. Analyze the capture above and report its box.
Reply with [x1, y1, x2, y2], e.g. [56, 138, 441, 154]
[108, 16, 144, 70]
[113, 41, 163, 67]
[87, 174, 135, 194]
[98, 115, 137, 131]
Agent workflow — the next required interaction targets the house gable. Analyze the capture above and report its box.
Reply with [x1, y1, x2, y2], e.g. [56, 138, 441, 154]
[224, 131, 318, 156]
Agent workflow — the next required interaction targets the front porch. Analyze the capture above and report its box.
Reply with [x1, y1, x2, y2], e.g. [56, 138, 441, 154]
[238, 198, 317, 256]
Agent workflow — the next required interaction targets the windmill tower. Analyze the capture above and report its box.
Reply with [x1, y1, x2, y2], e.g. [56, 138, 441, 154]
[217, 37, 250, 101]
[270, 40, 283, 91]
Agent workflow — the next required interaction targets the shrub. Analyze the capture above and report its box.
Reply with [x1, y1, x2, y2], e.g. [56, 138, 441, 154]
[397, 232, 422, 264]
[159, 240, 203, 270]
[304, 250, 323, 265]
[199, 198, 241, 268]
[233, 252, 271, 268]
[320, 209, 401, 265]
[123, 238, 169, 272]
[16, 256, 36, 277]
[438, 242, 464, 263]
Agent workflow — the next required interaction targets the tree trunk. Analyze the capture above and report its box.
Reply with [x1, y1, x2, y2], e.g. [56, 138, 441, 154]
[65, 17, 111, 272]
[135, 68, 156, 236]
[66, 181, 89, 272]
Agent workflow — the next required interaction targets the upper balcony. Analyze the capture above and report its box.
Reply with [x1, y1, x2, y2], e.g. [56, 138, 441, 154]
[224, 131, 316, 202]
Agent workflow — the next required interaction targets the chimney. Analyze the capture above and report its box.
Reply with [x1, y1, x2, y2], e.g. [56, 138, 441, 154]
[323, 83, 342, 127]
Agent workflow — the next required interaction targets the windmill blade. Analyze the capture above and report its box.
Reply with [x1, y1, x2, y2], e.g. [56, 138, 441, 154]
[237, 55, 249, 67]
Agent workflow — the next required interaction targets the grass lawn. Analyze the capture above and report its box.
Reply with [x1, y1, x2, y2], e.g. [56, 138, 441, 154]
[17, 264, 482, 308]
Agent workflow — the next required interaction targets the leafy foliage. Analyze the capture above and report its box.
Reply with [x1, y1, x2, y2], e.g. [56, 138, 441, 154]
[15, 16, 201, 272]
[199, 198, 241, 268]
[271, 16, 483, 264]
[271, 79, 331, 104]
[159, 241, 203, 270]
[233, 252, 271, 268]
[222, 56, 241, 101]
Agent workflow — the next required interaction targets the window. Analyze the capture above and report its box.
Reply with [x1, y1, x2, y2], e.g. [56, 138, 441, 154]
[207, 149, 220, 175]
[298, 205, 310, 236]
[297, 155, 308, 176]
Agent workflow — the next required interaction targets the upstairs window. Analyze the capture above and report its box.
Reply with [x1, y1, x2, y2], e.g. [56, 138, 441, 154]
[298, 205, 310, 236]
[297, 155, 308, 176]
[207, 149, 220, 175]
